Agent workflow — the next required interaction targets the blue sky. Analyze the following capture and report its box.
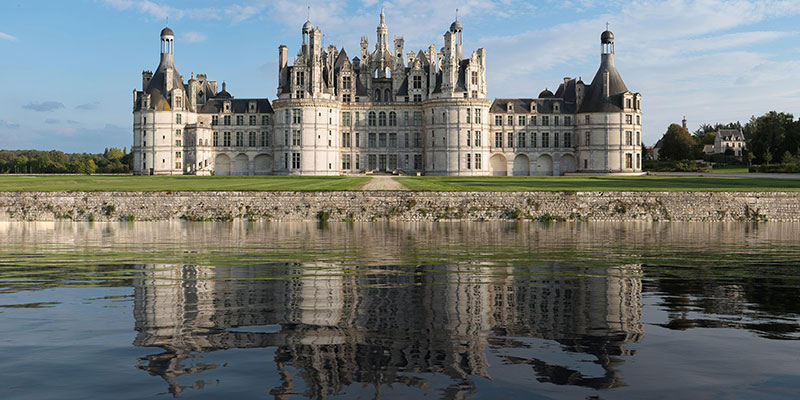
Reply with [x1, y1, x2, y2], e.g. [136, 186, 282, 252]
[1, 0, 799, 152]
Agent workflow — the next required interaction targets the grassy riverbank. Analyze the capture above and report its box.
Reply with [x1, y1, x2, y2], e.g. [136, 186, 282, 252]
[0, 175, 370, 191]
[394, 176, 800, 192]
[1, 174, 800, 192]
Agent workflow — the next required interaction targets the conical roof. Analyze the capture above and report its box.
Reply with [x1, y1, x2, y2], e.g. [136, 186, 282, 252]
[578, 55, 628, 113]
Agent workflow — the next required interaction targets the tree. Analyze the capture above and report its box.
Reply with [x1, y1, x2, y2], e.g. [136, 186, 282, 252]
[105, 148, 124, 161]
[744, 111, 797, 164]
[658, 123, 697, 161]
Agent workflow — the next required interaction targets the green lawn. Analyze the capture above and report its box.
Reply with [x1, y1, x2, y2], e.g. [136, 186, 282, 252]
[394, 176, 800, 192]
[0, 175, 370, 191]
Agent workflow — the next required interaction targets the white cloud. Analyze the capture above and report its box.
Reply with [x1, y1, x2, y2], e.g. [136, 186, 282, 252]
[183, 32, 207, 43]
[0, 31, 17, 41]
[103, 0, 270, 23]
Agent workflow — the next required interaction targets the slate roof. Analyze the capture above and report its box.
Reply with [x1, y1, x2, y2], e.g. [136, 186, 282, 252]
[578, 56, 629, 113]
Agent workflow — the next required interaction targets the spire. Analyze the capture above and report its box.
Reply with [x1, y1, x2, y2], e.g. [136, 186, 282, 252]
[380, 8, 385, 25]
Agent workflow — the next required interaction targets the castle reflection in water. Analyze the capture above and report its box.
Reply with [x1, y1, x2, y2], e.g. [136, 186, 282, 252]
[133, 261, 643, 398]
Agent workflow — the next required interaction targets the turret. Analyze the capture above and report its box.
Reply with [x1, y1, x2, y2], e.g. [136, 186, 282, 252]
[376, 8, 388, 48]
[160, 26, 174, 66]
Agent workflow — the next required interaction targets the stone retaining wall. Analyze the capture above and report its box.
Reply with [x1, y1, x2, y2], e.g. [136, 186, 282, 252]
[1, 191, 798, 222]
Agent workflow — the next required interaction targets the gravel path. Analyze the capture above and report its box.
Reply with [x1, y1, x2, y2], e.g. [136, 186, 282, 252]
[360, 176, 408, 190]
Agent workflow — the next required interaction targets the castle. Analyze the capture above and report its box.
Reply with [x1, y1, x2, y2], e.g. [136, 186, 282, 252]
[132, 11, 642, 176]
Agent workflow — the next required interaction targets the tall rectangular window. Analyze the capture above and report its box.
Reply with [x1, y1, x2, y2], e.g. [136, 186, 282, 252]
[212, 115, 219, 126]
[565, 116, 571, 125]
[495, 116, 503, 126]
[292, 130, 301, 146]
[403, 112, 409, 126]
[249, 132, 256, 147]
[475, 131, 481, 147]
[355, 112, 360, 126]
[626, 115, 633, 124]
[466, 130, 471, 147]
[224, 116, 231, 125]
[413, 112, 422, 126]
[518, 132, 526, 148]
[475, 154, 482, 169]
[507, 116, 514, 126]
[585, 131, 591, 146]
[518, 116, 525, 126]
[342, 154, 351, 170]
[213, 132, 219, 147]
[223, 132, 231, 146]
[261, 131, 269, 146]
[236, 132, 244, 147]
[262, 115, 270, 125]
[249, 116, 257, 126]
[404, 132, 409, 148]
[508, 132, 514, 147]
[495, 132, 503, 148]
[413, 75, 422, 89]
[296, 71, 305, 86]
[466, 153, 471, 169]
[379, 132, 387, 147]
[541, 132, 549, 148]
[531, 132, 537, 148]
[585, 115, 590, 124]
[554, 116, 560, 126]
[626, 131, 633, 145]
[466, 109, 471, 123]
[342, 132, 351, 147]
[292, 109, 302, 124]
[553, 132, 559, 148]
[414, 132, 422, 147]
[389, 132, 397, 147]
[414, 154, 422, 170]
[292, 153, 301, 169]
[530, 116, 537, 126]
[355, 132, 360, 147]
[475, 109, 481, 124]
[368, 133, 377, 148]
[342, 112, 351, 126]
[471, 71, 478, 85]
[564, 132, 572, 147]
[236, 115, 244, 125]
[176, 114, 182, 124]
[625, 153, 633, 169]
[542, 116, 549, 126]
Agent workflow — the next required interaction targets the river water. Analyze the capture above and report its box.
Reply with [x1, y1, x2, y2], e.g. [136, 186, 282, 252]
[1, 221, 799, 399]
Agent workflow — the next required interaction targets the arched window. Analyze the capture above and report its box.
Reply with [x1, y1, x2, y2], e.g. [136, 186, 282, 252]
[368, 112, 376, 126]
[384, 89, 391, 102]
[379, 111, 387, 126]
[388, 111, 397, 126]
[375, 89, 381, 102]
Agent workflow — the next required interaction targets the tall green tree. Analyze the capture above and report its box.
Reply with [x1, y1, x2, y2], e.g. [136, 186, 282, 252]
[744, 111, 799, 164]
[659, 123, 697, 161]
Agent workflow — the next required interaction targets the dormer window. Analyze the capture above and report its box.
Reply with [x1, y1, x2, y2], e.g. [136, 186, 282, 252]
[506, 102, 513, 112]
[626, 98, 632, 109]
[554, 103, 560, 112]
[249, 102, 256, 112]
[530, 103, 536, 112]
[224, 102, 231, 112]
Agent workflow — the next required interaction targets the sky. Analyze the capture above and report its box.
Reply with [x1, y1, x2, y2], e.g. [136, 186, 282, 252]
[1, 0, 799, 153]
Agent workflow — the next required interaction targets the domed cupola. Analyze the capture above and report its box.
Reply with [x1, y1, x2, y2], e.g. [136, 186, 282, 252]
[538, 89, 554, 98]
[302, 20, 314, 34]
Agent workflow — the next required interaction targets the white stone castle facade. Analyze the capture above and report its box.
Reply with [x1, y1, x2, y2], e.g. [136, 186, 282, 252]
[132, 12, 642, 176]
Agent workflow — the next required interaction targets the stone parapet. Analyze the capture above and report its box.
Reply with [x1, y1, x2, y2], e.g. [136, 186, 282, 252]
[0, 191, 797, 222]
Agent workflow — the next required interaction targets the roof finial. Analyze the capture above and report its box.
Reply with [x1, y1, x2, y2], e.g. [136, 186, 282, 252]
[380, 7, 385, 23]
[166, 16, 169, 26]
[307, 6, 310, 21]
[606, 22, 609, 31]
[455, 9, 458, 22]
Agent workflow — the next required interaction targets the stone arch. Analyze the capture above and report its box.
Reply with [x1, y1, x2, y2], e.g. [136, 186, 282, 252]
[489, 154, 507, 176]
[214, 154, 231, 176]
[374, 89, 381, 102]
[512, 154, 530, 176]
[560, 154, 577, 174]
[232, 153, 249, 176]
[535, 154, 554, 176]
[384, 89, 391, 102]
[254, 154, 273, 175]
